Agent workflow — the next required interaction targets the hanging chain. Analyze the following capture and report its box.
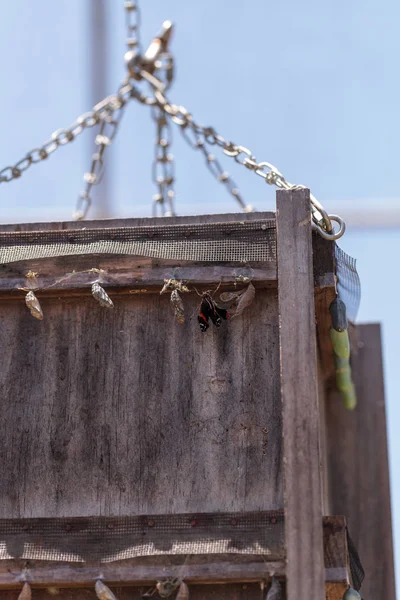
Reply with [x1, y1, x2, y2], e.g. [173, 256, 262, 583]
[151, 105, 176, 217]
[124, 1, 142, 54]
[0, 0, 346, 240]
[179, 126, 253, 213]
[0, 81, 133, 186]
[142, 85, 345, 240]
[74, 102, 126, 220]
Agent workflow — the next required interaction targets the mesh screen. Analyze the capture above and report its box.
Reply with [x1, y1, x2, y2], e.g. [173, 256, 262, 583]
[0, 220, 276, 265]
[0, 511, 284, 564]
[335, 244, 361, 322]
[346, 528, 365, 592]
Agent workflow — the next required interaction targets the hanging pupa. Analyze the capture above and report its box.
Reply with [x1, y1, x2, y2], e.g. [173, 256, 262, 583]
[25, 291, 44, 320]
[219, 282, 255, 319]
[18, 583, 32, 600]
[92, 282, 114, 308]
[343, 588, 362, 600]
[265, 577, 282, 600]
[175, 582, 189, 600]
[156, 579, 181, 598]
[95, 580, 118, 600]
[171, 289, 185, 324]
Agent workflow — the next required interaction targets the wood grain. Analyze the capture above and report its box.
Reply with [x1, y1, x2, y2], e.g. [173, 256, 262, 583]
[0, 513, 350, 587]
[0, 256, 276, 296]
[0, 556, 286, 588]
[326, 323, 396, 599]
[0, 212, 276, 233]
[0, 289, 282, 518]
[276, 188, 325, 600]
[0, 583, 266, 600]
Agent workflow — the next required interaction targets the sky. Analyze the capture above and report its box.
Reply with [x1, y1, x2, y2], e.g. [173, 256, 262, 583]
[1, 0, 399, 585]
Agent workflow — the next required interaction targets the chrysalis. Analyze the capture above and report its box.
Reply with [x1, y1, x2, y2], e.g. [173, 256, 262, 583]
[265, 577, 282, 600]
[92, 282, 114, 308]
[18, 583, 32, 600]
[25, 291, 43, 320]
[156, 579, 181, 598]
[175, 582, 189, 600]
[160, 279, 189, 295]
[343, 588, 362, 600]
[219, 282, 255, 319]
[171, 289, 185, 324]
[95, 580, 118, 600]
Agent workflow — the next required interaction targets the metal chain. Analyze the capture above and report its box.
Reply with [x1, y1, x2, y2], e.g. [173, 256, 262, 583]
[142, 86, 345, 240]
[0, 80, 133, 187]
[179, 124, 253, 213]
[74, 103, 126, 220]
[0, 0, 346, 240]
[151, 105, 176, 217]
[124, 1, 142, 54]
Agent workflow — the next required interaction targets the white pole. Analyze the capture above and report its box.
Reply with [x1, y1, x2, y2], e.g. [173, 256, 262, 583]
[88, 0, 111, 218]
[332, 203, 400, 229]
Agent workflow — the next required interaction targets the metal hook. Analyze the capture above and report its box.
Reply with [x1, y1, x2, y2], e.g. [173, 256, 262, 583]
[312, 214, 346, 240]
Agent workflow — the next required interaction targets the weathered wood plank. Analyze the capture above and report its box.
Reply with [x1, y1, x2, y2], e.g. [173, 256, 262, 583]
[276, 188, 325, 600]
[326, 323, 396, 599]
[0, 212, 276, 233]
[0, 513, 350, 587]
[0, 557, 286, 588]
[0, 584, 266, 600]
[318, 359, 330, 515]
[0, 289, 282, 518]
[0, 256, 275, 296]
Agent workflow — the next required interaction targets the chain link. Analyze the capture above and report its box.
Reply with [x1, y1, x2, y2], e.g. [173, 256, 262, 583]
[74, 103, 126, 220]
[151, 105, 176, 217]
[149, 88, 345, 240]
[124, 1, 141, 53]
[0, 0, 345, 240]
[0, 80, 133, 189]
[180, 123, 253, 213]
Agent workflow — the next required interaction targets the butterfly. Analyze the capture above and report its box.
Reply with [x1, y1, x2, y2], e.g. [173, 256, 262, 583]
[197, 292, 229, 332]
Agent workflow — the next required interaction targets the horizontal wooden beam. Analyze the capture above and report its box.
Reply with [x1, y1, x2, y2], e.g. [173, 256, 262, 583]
[0, 212, 277, 233]
[0, 557, 286, 589]
[0, 256, 276, 297]
[0, 514, 349, 590]
[0, 559, 348, 590]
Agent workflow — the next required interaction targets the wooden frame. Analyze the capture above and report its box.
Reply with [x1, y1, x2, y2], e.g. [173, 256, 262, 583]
[0, 192, 394, 599]
[276, 189, 325, 599]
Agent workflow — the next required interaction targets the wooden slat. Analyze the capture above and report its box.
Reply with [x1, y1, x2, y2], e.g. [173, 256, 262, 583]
[0, 289, 282, 518]
[0, 556, 286, 588]
[0, 584, 267, 600]
[326, 323, 396, 599]
[0, 212, 276, 233]
[0, 515, 349, 598]
[0, 256, 276, 296]
[0, 514, 349, 587]
[0, 584, 265, 600]
[276, 188, 325, 600]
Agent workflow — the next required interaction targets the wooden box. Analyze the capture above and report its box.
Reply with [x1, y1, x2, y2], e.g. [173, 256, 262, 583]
[0, 190, 394, 600]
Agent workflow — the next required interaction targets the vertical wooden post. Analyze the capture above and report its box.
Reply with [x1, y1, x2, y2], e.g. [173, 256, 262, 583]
[327, 324, 396, 599]
[276, 188, 325, 599]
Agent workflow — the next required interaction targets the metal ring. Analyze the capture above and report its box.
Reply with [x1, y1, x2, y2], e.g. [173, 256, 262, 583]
[312, 214, 346, 240]
[309, 192, 332, 233]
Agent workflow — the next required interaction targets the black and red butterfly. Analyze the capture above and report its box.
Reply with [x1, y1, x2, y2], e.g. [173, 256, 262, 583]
[197, 292, 230, 332]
